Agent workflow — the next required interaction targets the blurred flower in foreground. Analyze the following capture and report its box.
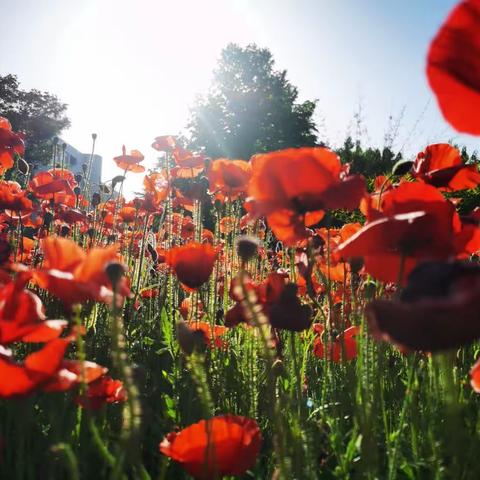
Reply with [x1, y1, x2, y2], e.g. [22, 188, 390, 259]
[159, 414, 261, 479]
[427, 0, 480, 135]
[165, 242, 217, 290]
[366, 261, 480, 352]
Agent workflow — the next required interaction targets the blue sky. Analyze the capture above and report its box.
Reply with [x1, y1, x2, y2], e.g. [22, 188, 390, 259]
[1, 0, 479, 193]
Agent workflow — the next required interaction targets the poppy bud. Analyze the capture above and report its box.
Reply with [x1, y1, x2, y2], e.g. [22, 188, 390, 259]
[236, 235, 260, 262]
[349, 257, 364, 274]
[204, 157, 212, 170]
[87, 228, 95, 239]
[311, 234, 325, 250]
[112, 176, 125, 188]
[272, 359, 285, 377]
[17, 158, 29, 175]
[147, 243, 158, 263]
[363, 279, 377, 299]
[392, 159, 414, 176]
[43, 211, 54, 228]
[75, 174, 83, 183]
[60, 225, 70, 237]
[82, 163, 88, 173]
[216, 308, 224, 322]
[92, 133, 97, 141]
[53, 136, 59, 145]
[91, 192, 101, 207]
[105, 262, 126, 288]
[176, 321, 206, 355]
[74, 186, 81, 197]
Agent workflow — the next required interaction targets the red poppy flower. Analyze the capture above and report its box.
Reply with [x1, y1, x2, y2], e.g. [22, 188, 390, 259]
[0, 274, 67, 345]
[43, 359, 107, 392]
[151, 135, 177, 153]
[0, 117, 24, 174]
[247, 148, 365, 245]
[336, 182, 468, 284]
[33, 237, 130, 306]
[427, 0, 480, 134]
[113, 146, 145, 173]
[159, 415, 261, 479]
[118, 205, 137, 223]
[226, 272, 312, 331]
[313, 325, 359, 362]
[315, 223, 362, 282]
[75, 375, 127, 410]
[165, 242, 217, 290]
[187, 321, 228, 349]
[172, 146, 206, 169]
[57, 208, 87, 225]
[143, 172, 169, 210]
[0, 181, 33, 215]
[29, 169, 76, 199]
[413, 144, 480, 191]
[366, 260, 480, 352]
[470, 358, 480, 393]
[208, 159, 251, 200]
[0, 335, 73, 398]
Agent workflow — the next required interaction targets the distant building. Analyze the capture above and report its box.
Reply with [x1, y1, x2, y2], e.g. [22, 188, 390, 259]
[34, 140, 103, 188]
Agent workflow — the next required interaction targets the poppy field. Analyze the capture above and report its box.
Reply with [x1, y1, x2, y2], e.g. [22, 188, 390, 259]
[2, 1, 480, 479]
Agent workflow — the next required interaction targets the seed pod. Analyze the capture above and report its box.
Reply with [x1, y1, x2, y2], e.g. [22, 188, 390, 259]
[105, 262, 126, 288]
[60, 225, 70, 237]
[91, 192, 101, 207]
[236, 235, 260, 262]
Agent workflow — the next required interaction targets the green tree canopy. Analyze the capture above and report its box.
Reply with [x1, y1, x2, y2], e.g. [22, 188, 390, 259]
[188, 44, 318, 159]
[0, 73, 70, 168]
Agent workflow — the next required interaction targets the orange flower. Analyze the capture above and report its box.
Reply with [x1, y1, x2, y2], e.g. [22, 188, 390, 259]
[172, 146, 206, 169]
[76, 375, 127, 410]
[0, 117, 24, 174]
[113, 146, 145, 173]
[470, 358, 480, 393]
[247, 148, 365, 245]
[208, 159, 251, 200]
[165, 242, 217, 290]
[0, 274, 67, 345]
[151, 135, 177, 153]
[313, 324, 359, 362]
[143, 172, 169, 210]
[0, 336, 71, 398]
[413, 144, 480, 191]
[316, 223, 362, 282]
[159, 415, 261, 479]
[33, 237, 130, 307]
[336, 182, 477, 284]
[29, 169, 76, 199]
[427, 0, 480, 134]
[0, 181, 33, 216]
[187, 321, 228, 349]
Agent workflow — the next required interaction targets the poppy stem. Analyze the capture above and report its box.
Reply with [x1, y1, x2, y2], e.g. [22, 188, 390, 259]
[235, 269, 292, 479]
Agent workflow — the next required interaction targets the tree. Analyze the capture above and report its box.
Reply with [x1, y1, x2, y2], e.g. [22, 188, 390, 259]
[0, 74, 70, 168]
[336, 136, 402, 179]
[188, 44, 318, 159]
